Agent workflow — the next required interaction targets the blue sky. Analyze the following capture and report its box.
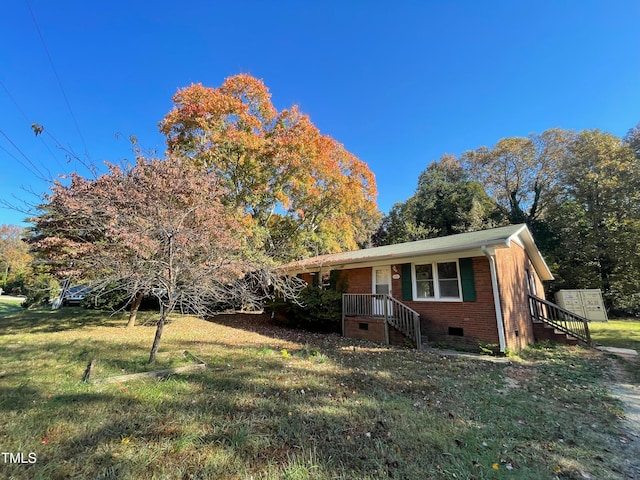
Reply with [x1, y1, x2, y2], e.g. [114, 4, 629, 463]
[1, 0, 639, 227]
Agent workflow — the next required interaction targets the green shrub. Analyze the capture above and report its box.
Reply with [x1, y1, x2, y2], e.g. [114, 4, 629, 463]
[83, 285, 131, 310]
[22, 271, 60, 308]
[269, 285, 343, 333]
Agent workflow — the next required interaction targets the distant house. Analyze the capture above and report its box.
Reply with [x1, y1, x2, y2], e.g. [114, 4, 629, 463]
[280, 224, 590, 352]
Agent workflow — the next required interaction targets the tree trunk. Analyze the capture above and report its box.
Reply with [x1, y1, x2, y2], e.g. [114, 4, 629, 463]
[126, 289, 145, 328]
[148, 306, 167, 364]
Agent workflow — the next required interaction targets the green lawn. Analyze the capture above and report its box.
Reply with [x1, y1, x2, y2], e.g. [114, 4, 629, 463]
[0, 295, 24, 316]
[589, 317, 640, 383]
[589, 318, 640, 351]
[0, 301, 636, 479]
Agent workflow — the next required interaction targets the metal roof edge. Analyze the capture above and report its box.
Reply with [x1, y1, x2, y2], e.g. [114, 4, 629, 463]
[278, 224, 554, 281]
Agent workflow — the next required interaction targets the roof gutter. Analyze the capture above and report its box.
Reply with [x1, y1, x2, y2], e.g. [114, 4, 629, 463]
[482, 245, 506, 353]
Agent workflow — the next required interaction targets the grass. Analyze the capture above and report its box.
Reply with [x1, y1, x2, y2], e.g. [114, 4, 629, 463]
[0, 295, 23, 316]
[589, 318, 640, 352]
[0, 299, 637, 479]
[589, 317, 640, 384]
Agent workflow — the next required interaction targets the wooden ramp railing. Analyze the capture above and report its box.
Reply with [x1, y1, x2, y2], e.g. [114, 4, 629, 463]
[528, 295, 592, 345]
[342, 293, 422, 349]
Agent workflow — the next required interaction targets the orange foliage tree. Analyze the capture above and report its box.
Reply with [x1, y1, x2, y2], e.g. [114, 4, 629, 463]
[160, 74, 380, 260]
[0, 224, 32, 289]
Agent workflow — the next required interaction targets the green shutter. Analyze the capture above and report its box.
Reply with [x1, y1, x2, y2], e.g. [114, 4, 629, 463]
[459, 257, 476, 302]
[312, 272, 319, 287]
[329, 270, 340, 291]
[401, 263, 413, 300]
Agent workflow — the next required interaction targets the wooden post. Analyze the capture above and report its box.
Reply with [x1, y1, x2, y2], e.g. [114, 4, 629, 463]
[82, 359, 95, 383]
[414, 314, 422, 349]
[383, 295, 390, 345]
[341, 294, 346, 337]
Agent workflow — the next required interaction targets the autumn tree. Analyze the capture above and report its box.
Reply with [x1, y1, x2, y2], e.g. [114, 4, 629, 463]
[461, 128, 574, 225]
[373, 155, 503, 245]
[624, 122, 640, 160]
[29, 156, 302, 362]
[545, 129, 640, 313]
[159, 74, 380, 261]
[0, 224, 32, 292]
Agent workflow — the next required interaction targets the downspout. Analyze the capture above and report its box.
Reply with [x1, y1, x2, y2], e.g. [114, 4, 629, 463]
[482, 246, 507, 353]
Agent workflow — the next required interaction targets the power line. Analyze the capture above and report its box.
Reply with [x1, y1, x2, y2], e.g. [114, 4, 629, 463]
[0, 142, 31, 171]
[0, 128, 50, 180]
[0, 80, 67, 172]
[25, 0, 91, 158]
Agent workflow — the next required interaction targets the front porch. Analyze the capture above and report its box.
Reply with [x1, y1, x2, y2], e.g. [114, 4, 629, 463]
[342, 293, 422, 348]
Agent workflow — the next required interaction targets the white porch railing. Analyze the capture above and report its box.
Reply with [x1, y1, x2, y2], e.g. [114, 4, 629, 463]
[342, 293, 422, 349]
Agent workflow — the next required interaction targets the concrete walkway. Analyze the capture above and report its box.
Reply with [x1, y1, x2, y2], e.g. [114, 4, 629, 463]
[596, 345, 638, 360]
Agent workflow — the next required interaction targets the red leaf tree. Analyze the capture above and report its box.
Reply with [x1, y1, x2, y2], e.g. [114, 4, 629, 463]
[29, 155, 302, 362]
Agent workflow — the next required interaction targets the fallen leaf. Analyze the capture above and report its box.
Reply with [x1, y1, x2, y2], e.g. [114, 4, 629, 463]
[492, 463, 499, 470]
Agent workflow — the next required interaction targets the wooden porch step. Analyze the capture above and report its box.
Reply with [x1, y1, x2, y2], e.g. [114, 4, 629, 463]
[532, 321, 579, 346]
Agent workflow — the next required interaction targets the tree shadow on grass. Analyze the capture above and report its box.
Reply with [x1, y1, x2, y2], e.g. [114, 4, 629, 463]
[0, 307, 124, 335]
[207, 313, 350, 349]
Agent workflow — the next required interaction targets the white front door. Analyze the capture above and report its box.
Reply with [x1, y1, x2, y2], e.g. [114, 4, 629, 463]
[372, 267, 392, 316]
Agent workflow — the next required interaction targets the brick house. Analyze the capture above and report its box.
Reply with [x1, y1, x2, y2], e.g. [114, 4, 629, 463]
[279, 224, 562, 353]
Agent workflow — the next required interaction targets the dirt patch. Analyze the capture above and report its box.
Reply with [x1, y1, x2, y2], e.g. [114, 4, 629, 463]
[504, 364, 539, 382]
[494, 365, 540, 394]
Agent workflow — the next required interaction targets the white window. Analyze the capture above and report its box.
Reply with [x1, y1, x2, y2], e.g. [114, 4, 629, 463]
[412, 261, 461, 301]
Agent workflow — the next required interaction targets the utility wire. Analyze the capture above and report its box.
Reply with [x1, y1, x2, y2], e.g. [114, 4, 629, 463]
[0, 80, 67, 172]
[25, 0, 91, 158]
[0, 128, 50, 180]
[0, 143, 30, 170]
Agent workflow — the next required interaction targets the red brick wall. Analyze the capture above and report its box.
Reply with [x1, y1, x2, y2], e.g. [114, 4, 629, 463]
[341, 259, 500, 350]
[343, 267, 373, 294]
[298, 272, 314, 284]
[494, 243, 542, 350]
[344, 317, 414, 347]
[301, 248, 546, 352]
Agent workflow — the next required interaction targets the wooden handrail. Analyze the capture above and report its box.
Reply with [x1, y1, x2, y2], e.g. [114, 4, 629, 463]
[528, 295, 592, 345]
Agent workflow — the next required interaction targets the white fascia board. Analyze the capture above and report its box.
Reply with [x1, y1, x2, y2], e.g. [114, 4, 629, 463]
[508, 227, 554, 281]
